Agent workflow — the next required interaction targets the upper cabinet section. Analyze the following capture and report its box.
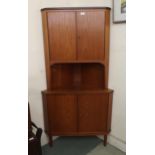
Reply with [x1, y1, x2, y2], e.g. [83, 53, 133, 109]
[42, 8, 110, 63]
[47, 11, 77, 61]
[77, 10, 105, 61]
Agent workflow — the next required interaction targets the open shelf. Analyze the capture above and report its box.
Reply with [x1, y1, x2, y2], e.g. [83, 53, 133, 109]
[50, 63, 105, 90]
[50, 60, 105, 66]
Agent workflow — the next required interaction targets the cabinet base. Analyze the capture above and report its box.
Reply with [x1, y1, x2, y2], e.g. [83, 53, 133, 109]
[104, 135, 107, 146]
[48, 136, 53, 147]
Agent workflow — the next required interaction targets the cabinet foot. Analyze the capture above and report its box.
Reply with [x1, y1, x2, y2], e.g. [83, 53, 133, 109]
[103, 135, 107, 146]
[48, 136, 53, 147]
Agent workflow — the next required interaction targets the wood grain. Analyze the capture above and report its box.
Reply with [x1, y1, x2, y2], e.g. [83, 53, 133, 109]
[47, 11, 76, 61]
[46, 94, 78, 133]
[50, 63, 105, 90]
[41, 11, 51, 90]
[78, 94, 109, 132]
[77, 10, 105, 61]
[104, 10, 110, 88]
[80, 63, 105, 89]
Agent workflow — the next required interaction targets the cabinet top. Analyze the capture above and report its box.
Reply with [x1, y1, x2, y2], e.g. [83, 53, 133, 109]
[41, 7, 111, 11]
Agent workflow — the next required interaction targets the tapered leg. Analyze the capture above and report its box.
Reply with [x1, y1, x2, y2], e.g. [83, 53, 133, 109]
[49, 136, 53, 147]
[104, 135, 107, 146]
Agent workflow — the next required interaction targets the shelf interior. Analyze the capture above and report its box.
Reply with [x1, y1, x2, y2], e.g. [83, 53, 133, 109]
[50, 63, 105, 91]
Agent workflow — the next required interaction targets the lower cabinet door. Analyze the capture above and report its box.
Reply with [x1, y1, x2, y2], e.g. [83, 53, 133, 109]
[78, 93, 109, 133]
[46, 94, 77, 134]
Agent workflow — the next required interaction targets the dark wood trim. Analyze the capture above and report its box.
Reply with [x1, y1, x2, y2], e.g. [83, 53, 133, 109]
[41, 7, 111, 11]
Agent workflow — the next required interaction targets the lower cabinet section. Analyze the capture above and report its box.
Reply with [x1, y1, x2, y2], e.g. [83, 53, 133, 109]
[42, 90, 113, 144]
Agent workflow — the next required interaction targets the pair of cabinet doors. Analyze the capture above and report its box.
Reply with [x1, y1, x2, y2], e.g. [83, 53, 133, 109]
[46, 10, 108, 61]
[44, 92, 112, 135]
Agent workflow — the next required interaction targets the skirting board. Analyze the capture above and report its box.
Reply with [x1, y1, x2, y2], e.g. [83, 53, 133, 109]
[98, 135, 126, 152]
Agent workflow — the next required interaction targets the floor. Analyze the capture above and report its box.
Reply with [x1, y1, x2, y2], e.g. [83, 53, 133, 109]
[42, 136, 126, 155]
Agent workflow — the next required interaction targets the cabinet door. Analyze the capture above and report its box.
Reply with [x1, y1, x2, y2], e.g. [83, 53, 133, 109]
[77, 10, 105, 61]
[46, 94, 77, 134]
[47, 11, 76, 61]
[78, 94, 109, 133]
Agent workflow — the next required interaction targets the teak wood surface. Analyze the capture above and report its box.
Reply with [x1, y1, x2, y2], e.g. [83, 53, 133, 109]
[41, 8, 113, 146]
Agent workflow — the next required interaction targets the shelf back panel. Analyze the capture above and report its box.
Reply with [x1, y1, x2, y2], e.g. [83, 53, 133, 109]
[50, 63, 105, 90]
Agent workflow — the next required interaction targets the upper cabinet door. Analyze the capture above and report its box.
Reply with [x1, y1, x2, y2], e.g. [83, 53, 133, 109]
[77, 10, 105, 61]
[47, 11, 76, 61]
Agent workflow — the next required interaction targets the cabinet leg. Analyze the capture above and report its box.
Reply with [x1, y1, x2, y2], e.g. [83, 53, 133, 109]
[48, 136, 53, 147]
[103, 135, 107, 146]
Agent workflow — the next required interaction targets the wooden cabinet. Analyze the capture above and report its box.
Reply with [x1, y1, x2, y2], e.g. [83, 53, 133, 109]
[41, 7, 113, 146]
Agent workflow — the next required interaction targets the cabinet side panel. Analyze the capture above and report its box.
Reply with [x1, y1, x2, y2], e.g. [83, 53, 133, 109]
[104, 10, 110, 88]
[107, 92, 113, 132]
[42, 91, 50, 134]
[42, 11, 51, 90]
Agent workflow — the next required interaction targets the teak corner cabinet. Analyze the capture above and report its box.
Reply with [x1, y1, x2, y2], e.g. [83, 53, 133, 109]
[41, 7, 113, 146]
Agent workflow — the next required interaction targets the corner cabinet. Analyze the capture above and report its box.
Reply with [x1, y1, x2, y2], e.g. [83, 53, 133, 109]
[41, 7, 113, 146]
